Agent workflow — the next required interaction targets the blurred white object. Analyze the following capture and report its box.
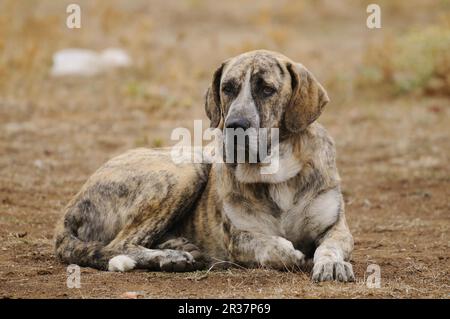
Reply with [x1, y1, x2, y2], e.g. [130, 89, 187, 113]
[51, 48, 132, 76]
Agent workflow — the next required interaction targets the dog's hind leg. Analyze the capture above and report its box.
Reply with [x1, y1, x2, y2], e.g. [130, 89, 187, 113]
[55, 149, 212, 272]
[107, 244, 196, 272]
[105, 221, 208, 272]
[106, 235, 211, 272]
[107, 236, 210, 272]
[55, 229, 200, 272]
[156, 237, 208, 270]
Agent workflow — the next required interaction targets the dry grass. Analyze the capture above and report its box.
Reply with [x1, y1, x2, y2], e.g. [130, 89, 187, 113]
[357, 13, 450, 97]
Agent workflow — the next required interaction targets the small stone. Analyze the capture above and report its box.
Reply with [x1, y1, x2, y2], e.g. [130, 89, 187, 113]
[33, 159, 44, 169]
[363, 199, 372, 208]
[121, 291, 144, 299]
[13, 232, 27, 238]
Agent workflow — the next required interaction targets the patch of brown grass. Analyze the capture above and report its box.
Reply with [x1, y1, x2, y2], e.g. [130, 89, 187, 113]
[357, 14, 450, 97]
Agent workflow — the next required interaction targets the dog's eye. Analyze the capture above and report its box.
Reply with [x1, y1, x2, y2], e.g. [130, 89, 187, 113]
[222, 83, 236, 96]
[262, 86, 276, 97]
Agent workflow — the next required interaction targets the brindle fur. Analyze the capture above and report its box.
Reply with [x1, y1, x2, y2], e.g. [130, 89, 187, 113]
[55, 50, 354, 282]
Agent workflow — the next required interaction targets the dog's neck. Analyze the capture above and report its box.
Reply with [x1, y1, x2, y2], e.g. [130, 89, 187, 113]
[213, 123, 339, 203]
[227, 131, 307, 185]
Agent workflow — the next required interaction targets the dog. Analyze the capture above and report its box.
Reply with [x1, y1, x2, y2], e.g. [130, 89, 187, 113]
[54, 50, 354, 282]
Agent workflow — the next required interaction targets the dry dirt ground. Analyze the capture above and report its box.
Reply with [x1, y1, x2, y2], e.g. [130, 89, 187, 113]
[0, 0, 449, 298]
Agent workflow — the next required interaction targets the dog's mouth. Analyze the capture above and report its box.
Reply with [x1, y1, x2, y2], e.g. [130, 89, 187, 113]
[223, 138, 255, 165]
[223, 130, 273, 165]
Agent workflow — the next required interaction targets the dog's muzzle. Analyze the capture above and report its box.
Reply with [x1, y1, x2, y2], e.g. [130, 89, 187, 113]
[223, 118, 260, 164]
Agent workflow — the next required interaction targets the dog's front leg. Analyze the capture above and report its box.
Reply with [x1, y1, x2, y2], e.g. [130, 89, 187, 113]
[228, 230, 305, 270]
[222, 206, 305, 270]
[312, 211, 355, 282]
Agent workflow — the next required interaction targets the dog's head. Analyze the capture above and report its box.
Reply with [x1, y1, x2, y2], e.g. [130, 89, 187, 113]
[205, 50, 329, 165]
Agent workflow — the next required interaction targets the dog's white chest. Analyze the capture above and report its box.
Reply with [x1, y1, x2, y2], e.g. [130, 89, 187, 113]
[268, 183, 296, 213]
[269, 186, 341, 247]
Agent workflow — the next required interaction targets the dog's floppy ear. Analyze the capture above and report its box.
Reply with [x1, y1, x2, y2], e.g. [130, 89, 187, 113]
[205, 62, 226, 128]
[284, 62, 329, 133]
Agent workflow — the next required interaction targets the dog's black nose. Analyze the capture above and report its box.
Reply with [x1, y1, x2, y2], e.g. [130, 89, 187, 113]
[225, 118, 251, 131]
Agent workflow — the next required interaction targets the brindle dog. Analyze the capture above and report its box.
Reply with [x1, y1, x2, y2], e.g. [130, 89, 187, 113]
[55, 50, 354, 282]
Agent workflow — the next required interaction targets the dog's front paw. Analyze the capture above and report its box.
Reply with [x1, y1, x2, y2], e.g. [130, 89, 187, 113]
[257, 237, 305, 271]
[312, 259, 354, 282]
